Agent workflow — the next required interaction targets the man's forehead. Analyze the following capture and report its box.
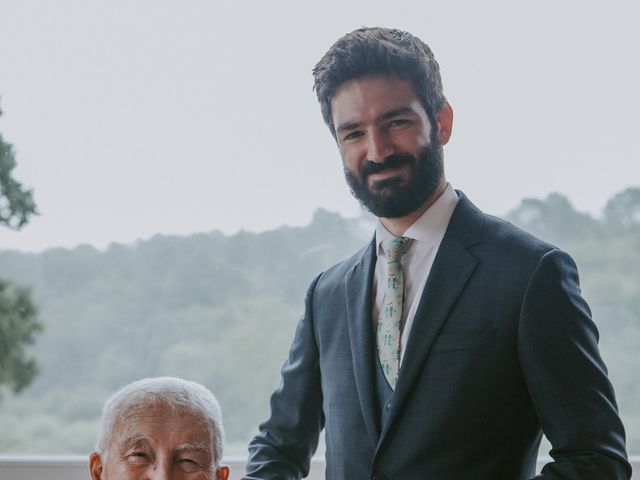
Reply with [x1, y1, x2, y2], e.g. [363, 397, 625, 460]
[330, 74, 427, 128]
[332, 74, 416, 101]
[116, 403, 170, 428]
[110, 403, 213, 448]
[118, 433, 152, 449]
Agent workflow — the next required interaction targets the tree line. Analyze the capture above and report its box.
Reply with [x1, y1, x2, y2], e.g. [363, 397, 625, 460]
[0, 187, 638, 455]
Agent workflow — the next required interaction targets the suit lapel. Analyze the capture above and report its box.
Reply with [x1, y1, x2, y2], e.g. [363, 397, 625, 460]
[377, 193, 484, 447]
[345, 238, 380, 447]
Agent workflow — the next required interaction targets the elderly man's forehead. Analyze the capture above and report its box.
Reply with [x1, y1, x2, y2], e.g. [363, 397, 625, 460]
[119, 433, 212, 454]
[110, 401, 214, 445]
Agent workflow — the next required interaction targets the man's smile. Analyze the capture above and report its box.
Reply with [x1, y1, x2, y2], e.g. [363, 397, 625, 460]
[366, 163, 411, 187]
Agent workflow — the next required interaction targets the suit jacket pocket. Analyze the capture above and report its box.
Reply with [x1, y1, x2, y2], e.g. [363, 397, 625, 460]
[430, 327, 496, 354]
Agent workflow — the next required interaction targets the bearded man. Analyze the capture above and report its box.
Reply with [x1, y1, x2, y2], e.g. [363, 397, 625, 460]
[244, 27, 630, 480]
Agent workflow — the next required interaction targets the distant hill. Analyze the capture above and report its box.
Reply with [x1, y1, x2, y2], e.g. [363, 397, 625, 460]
[0, 190, 638, 455]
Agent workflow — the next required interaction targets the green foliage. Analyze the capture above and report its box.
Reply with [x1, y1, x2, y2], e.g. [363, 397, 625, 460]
[0, 279, 41, 394]
[0, 105, 37, 230]
[0, 208, 370, 454]
[603, 187, 640, 232]
[506, 192, 601, 246]
[0, 103, 42, 398]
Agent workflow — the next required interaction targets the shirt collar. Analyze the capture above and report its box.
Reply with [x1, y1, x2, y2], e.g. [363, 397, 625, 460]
[376, 183, 459, 256]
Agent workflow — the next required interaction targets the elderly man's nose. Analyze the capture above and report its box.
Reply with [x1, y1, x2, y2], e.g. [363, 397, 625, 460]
[367, 132, 393, 163]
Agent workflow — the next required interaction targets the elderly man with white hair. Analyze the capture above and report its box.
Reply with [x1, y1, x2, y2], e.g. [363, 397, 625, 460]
[89, 377, 229, 480]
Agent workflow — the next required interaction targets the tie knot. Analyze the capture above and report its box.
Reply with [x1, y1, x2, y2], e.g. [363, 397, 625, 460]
[382, 237, 411, 263]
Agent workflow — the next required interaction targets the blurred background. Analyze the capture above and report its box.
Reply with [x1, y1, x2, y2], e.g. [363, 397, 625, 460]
[0, 0, 638, 457]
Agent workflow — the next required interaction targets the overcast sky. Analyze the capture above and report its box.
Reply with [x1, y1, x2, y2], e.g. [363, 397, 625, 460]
[0, 0, 638, 252]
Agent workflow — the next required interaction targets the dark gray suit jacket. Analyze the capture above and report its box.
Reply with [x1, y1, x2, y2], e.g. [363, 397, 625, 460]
[244, 193, 631, 479]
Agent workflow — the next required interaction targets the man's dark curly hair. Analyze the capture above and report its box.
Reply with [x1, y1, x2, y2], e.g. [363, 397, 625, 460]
[312, 27, 446, 138]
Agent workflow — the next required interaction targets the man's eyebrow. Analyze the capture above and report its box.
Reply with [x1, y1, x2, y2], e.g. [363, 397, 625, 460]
[377, 106, 417, 122]
[120, 435, 151, 449]
[335, 121, 361, 135]
[176, 442, 212, 454]
[335, 107, 418, 135]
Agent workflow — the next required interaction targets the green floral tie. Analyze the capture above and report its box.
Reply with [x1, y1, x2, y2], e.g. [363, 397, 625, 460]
[376, 236, 411, 389]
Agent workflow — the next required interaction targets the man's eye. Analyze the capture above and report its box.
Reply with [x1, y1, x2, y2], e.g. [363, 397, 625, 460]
[126, 452, 151, 465]
[343, 131, 364, 141]
[388, 119, 409, 128]
[177, 458, 200, 473]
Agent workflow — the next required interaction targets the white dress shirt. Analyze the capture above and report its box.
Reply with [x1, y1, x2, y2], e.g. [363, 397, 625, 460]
[373, 183, 459, 363]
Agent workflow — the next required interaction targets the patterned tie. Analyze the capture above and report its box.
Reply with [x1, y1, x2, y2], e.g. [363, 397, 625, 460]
[376, 236, 411, 389]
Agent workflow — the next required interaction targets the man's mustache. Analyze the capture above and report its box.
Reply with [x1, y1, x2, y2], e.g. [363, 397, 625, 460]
[361, 153, 415, 176]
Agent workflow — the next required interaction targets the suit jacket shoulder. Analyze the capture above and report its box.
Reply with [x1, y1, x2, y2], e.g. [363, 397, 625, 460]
[454, 191, 557, 257]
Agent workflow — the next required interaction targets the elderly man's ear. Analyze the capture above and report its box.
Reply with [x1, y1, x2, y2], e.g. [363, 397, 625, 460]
[217, 465, 230, 480]
[89, 452, 103, 480]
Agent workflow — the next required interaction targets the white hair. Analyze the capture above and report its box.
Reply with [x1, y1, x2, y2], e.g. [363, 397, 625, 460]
[95, 377, 225, 464]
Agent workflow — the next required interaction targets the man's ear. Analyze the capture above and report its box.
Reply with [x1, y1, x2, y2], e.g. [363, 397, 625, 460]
[89, 452, 104, 480]
[216, 465, 230, 480]
[436, 102, 454, 145]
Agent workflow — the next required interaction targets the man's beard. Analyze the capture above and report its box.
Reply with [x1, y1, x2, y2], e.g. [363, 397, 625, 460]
[344, 140, 444, 218]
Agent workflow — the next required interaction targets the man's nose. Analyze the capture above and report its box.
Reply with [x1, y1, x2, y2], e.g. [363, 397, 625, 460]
[366, 130, 393, 163]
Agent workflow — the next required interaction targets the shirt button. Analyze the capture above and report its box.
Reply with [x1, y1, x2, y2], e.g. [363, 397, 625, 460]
[386, 402, 392, 410]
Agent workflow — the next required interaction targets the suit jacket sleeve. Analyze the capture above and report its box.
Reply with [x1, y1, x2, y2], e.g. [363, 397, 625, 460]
[519, 249, 631, 479]
[243, 275, 325, 480]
